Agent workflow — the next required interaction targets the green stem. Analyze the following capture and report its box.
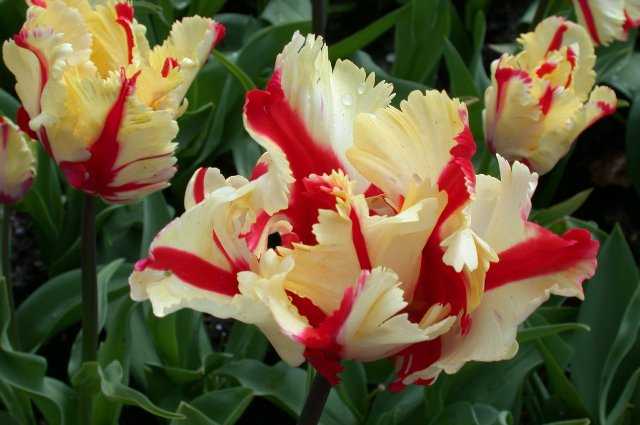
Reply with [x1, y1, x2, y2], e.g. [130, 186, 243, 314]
[1, 204, 19, 347]
[79, 194, 98, 424]
[312, 0, 328, 38]
[297, 373, 331, 425]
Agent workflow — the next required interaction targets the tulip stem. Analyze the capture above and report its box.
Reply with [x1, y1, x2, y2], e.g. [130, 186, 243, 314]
[297, 373, 331, 425]
[312, 0, 328, 38]
[79, 194, 98, 424]
[1, 204, 19, 347]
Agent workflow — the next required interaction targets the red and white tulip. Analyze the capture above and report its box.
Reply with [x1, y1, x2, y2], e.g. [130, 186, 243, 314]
[483, 17, 617, 175]
[2, 0, 225, 203]
[572, 0, 640, 45]
[131, 33, 599, 389]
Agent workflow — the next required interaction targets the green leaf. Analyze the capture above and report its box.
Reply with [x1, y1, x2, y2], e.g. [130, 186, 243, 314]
[329, 3, 409, 60]
[225, 322, 268, 361]
[530, 189, 593, 227]
[16, 264, 130, 352]
[219, 360, 356, 425]
[140, 191, 173, 256]
[536, 339, 590, 417]
[543, 420, 590, 425]
[517, 323, 590, 344]
[73, 361, 183, 419]
[606, 368, 640, 424]
[336, 361, 368, 421]
[0, 89, 19, 120]
[0, 278, 77, 425]
[365, 386, 424, 425]
[188, 0, 225, 17]
[261, 0, 310, 25]
[572, 227, 640, 420]
[174, 402, 221, 425]
[175, 388, 254, 425]
[392, 0, 451, 83]
[596, 30, 637, 83]
[605, 53, 640, 99]
[211, 49, 256, 91]
[626, 95, 640, 196]
[432, 402, 512, 425]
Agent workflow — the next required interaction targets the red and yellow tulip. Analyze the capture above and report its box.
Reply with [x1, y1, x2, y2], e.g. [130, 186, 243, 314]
[483, 17, 617, 175]
[131, 33, 599, 388]
[3, 0, 224, 203]
[0, 116, 36, 204]
[572, 0, 640, 45]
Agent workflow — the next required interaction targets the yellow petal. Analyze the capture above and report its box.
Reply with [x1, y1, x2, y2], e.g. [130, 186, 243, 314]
[0, 117, 37, 204]
[572, 0, 626, 45]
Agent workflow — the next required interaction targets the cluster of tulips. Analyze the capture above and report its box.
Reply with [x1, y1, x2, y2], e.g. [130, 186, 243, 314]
[0, 0, 630, 422]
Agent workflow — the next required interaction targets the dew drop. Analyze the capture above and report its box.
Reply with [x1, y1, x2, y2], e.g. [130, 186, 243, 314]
[342, 94, 353, 106]
[357, 84, 366, 95]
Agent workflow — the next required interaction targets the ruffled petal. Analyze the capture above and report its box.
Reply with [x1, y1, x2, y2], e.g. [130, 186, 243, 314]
[0, 117, 37, 204]
[572, 0, 626, 45]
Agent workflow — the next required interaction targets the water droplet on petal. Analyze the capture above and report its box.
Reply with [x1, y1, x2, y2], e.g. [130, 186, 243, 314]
[357, 84, 366, 95]
[342, 94, 353, 106]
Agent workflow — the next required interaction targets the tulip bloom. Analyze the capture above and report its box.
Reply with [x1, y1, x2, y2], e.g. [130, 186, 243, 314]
[483, 17, 617, 175]
[3, 0, 225, 203]
[131, 33, 599, 388]
[0, 116, 36, 204]
[572, 0, 640, 45]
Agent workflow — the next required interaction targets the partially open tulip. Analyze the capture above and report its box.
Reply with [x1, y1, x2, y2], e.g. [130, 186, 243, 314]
[3, 0, 225, 203]
[131, 33, 599, 389]
[483, 16, 617, 175]
[0, 116, 36, 204]
[572, 0, 640, 45]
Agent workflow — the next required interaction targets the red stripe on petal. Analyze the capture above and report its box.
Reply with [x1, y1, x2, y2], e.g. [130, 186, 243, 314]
[0, 118, 8, 149]
[546, 22, 568, 52]
[349, 208, 371, 270]
[13, 30, 49, 98]
[485, 226, 598, 291]
[193, 167, 207, 204]
[298, 272, 367, 385]
[389, 338, 441, 392]
[250, 161, 268, 180]
[161, 57, 179, 77]
[495, 67, 532, 116]
[213, 229, 250, 272]
[539, 85, 555, 115]
[115, 2, 135, 64]
[31, 0, 47, 6]
[240, 211, 270, 253]
[624, 10, 640, 31]
[536, 61, 558, 78]
[437, 108, 476, 221]
[210, 22, 226, 50]
[140, 246, 240, 296]
[16, 107, 39, 142]
[60, 69, 141, 198]
[287, 290, 327, 327]
[576, 0, 602, 44]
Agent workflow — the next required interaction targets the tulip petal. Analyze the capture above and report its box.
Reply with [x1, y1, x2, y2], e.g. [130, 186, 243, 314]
[572, 0, 626, 45]
[0, 117, 36, 204]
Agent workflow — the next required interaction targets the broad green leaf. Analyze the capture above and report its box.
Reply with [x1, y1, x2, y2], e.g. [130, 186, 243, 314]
[543, 420, 590, 425]
[606, 368, 640, 424]
[219, 360, 357, 425]
[180, 388, 254, 425]
[596, 30, 637, 82]
[0, 89, 19, 120]
[176, 102, 215, 157]
[0, 411, 21, 425]
[188, 0, 225, 17]
[261, 0, 310, 25]
[392, 0, 451, 83]
[626, 95, 640, 196]
[517, 323, 590, 344]
[536, 339, 590, 417]
[572, 227, 640, 420]
[604, 53, 640, 99]
[336, 361, 368, 422]
[225, 322, 268, 361]
[16, 264, 130, 352]
[329, 3, 410, 60]
[211, 49, 257, 91]
[129, 304, 162, 389]
[365, 386, 424, 425]
[0, 278, 77, 425]
[432, 402, 512, 425]
[140, 191, 173, 256]
[470, 11, 490, 92]
[146, 308, 204, 369]
[530, 189, 593, 227]
[73, 361, 183, 419]
[174, 402, 220, 425]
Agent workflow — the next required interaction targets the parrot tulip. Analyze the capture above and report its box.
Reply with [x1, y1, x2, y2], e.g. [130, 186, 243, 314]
[483, 16, 617, 175]
[131, 32, 599, 389]
[572, 0, 640, 45]
[0, 116, 36, 204]
[3, 0, 225, 203]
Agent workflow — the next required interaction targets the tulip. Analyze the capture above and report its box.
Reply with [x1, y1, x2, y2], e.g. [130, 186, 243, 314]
[483, 16, 617, 175]
[572, 0, 640, 45]
[3, 0, 225, 203]
[0, 116, 36, 204]
[131, 33, 599, 393]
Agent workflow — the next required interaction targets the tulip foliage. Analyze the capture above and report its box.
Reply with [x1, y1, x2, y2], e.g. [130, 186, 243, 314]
[1, 1, 640, 425]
